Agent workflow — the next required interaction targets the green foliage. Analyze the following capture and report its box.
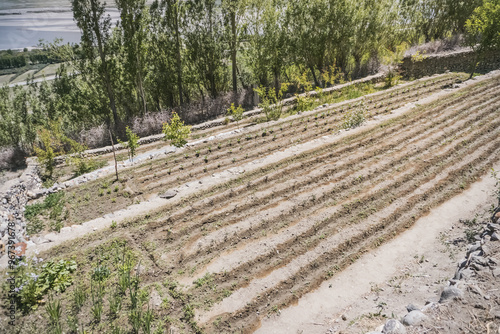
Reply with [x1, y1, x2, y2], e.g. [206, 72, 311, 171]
[255, 83, 290, 121]
[92, 265, 111, 282]
[227, 103, 244, 126]
[7, 256, 77, 312]
[342, 102, 367, 130]
[193, 272, 214, 288]
[163, 111, 191, 147]
[293, 71, 314, 113]
[382, 43, 407, 88]
[465, 0, 500, 77]
[25, 192, 66, 233]
[45, 294, 63, 334]
[33, 123, 65, 179]
[118, 126, 140, 161]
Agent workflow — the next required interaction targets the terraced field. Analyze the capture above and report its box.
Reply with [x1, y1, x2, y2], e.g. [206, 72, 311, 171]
[57, 73, 465, 225]
[5, 72, 500, 334]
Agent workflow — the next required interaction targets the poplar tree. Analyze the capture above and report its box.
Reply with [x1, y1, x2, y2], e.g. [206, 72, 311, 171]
[71, 0, 119, 126]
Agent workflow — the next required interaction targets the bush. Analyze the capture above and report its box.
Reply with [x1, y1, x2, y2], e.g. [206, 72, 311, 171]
[6, 255, 77, 312]
[227, 103, 244, 126]
[342, 102, 367, 129]
[255, 83, 290, 121]
[162, 112, 191, 147]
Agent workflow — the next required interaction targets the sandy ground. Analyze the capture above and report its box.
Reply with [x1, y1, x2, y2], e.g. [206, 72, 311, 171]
[0, 72, 472, 270]
[254, 158, 500, 333]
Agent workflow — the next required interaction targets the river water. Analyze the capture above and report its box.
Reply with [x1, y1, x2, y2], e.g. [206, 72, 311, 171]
[0, 0, 119, 50]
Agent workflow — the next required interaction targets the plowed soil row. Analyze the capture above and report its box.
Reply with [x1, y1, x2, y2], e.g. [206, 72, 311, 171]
[61, 74, 464, 225]
[117, 75, 500, 332]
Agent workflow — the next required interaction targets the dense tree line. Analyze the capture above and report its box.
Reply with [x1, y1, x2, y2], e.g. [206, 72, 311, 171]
[0, 49, 65, 70]
[0, 0, 491, 153]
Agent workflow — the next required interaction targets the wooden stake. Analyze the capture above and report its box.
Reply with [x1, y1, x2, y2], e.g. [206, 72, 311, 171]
[109, 129, 119, 181]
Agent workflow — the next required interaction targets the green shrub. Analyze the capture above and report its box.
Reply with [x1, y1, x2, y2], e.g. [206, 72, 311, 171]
[255, 83, 290, 121]
[227, 103, 244, 127]
[7, 256, 77, 312]
[163, 112, 191, 147]
[342, 103, 367, 130]
[118, 126, 140, 162]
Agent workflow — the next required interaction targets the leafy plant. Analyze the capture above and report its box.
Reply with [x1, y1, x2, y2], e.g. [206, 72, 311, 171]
[8, 256, 77, 312]
[33, 122, 67, 179]
[227, 103, 244, 127]
[465, 0, 500, 78]
[118, 126, 140, 162]
[342, 102, 367, 130]
[255, 83, 290, 121]
[163, 112, 191, 147]
[72, 284, 86, 312]
[45, 294, 62, 334]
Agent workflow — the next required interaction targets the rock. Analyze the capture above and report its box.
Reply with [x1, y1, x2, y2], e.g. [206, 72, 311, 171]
[492, 268, 500, 278]
[149, 288, 162, 309]
[439, 286, 463, 303]
[405, 304, 420, 312]
[482, 244, 491, 256]
[460, 268, 474, 280]
[13, 242, 27, 256]
[493, 212, 500, 224]
[365, 332, 383, 334]
[491, 232, 499, 241]
[382, 319, 406, 334]
[160, 190, 177, 199]
[487, 223, 500, 233]
[32, 236, 49, 244]
[402, 310, 427, 326]
[467, 242, 482, 254]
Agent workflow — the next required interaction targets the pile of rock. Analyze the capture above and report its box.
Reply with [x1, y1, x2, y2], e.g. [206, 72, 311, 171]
[0, 163, 42, 256]
[365, 206, 500, 334]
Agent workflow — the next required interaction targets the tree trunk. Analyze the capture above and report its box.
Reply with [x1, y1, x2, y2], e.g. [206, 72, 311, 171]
[136, 54, 147, 115]
[174, 2, 184, 105]
[231, 9, 238, 92]
[469, 50, 481, 80]
[109, 129, 119, 181]
[90, 0, 118, 125]
[309, 64, 319, 88]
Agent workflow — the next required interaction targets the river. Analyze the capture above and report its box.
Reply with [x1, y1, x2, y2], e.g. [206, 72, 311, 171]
[0, 0, 120, 50]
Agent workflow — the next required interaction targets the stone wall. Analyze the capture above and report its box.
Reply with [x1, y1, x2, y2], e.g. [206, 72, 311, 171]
[400, 49, 500, 79]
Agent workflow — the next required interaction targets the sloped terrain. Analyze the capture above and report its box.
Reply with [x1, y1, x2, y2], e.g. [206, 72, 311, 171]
[2, 72, 500, 334]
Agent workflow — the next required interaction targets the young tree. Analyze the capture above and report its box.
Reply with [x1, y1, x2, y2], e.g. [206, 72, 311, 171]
[465, 0, 500, 78]
[118, 126, 140, 161]
[163, 111, 191, 147]
[227, 103, 244, 127]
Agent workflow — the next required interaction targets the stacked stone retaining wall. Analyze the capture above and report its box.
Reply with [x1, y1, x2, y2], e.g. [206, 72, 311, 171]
[400, 49, 500, 79]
